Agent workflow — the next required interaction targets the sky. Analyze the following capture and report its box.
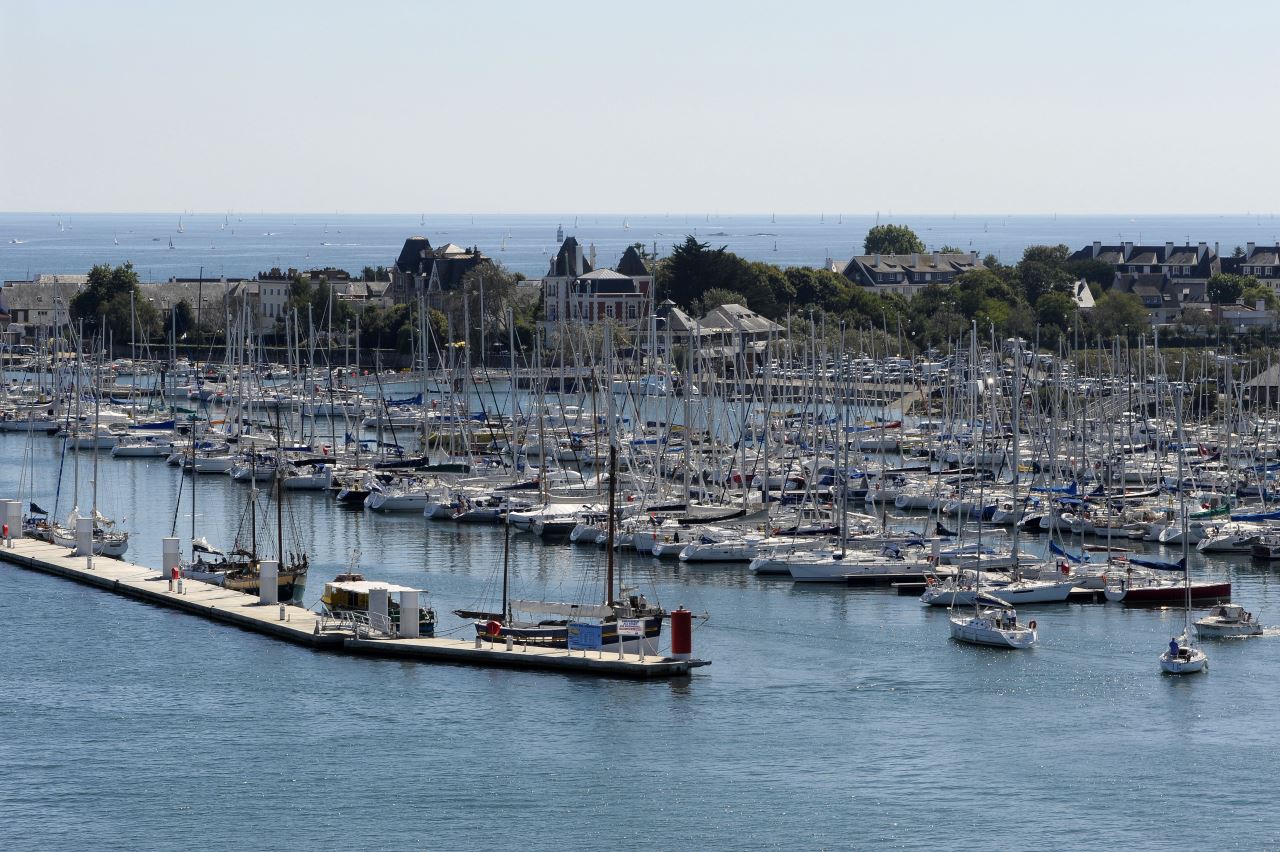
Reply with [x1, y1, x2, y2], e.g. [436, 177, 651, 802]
[1, 0, 1275, 215]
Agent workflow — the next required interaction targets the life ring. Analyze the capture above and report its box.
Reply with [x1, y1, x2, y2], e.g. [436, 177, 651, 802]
[1028, 620, 1037, 631]
[926, 577, 935, 586]
[485, 619, 502, 637]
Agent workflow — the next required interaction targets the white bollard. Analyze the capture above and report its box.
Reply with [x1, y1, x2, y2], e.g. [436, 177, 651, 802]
[258, 560, 279, 606]
[398, 591, 419, 638]
[278, 602, 286, 621]
[474, 634, 483, 649]
[177, 577, 185, 594]
[76, 515, 93, 568]
[161, 537, 180, 582]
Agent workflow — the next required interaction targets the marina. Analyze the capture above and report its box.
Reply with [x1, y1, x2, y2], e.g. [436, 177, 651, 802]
[6, 288, 1280, 847]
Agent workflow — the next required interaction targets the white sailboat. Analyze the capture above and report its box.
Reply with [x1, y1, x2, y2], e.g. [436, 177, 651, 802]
[1160, 388, 1208, 674]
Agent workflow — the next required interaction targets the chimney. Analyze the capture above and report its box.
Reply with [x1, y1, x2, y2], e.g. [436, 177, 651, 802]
[1165, 241, 1174, 259]
[1198, 241, 1207, 261]
[1215, 241, 1220, 257]
[1122, 241, 1133, 261]
[931, 251, 939, 267]
[1258, 299, 1267, 312]
[575, 242, 584, 274]
[1247, 241, 1256, 258]
[1092, 240, 1101, 258]
[911, 253, 920, 267]
[971, 250, 979, 265]
[874, 253, 881, 266]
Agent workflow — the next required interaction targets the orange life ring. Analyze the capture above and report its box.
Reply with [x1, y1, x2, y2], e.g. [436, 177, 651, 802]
[1028, 620, 1037, 631]
[926, 577, 935, 586]
[486, 619, 502, 637]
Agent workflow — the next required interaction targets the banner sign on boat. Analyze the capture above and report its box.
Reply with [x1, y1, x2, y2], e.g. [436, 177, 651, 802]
[617, 618, 646, 637]
[567, 622, 602, 650]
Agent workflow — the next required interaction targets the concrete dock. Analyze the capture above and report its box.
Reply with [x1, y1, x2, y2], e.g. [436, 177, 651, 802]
[0, 537, 710, 680]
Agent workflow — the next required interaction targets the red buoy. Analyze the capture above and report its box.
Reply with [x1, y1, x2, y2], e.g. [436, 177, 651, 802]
[486, 619, 503, 638]
[671, 608, 692, 660]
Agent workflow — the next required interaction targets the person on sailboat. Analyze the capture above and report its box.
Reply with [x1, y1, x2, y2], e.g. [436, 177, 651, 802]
[1169, 637, 1180, 657]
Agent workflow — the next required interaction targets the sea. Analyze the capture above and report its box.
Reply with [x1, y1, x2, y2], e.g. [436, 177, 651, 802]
[3, 415, 1280, 850]
[6, 215, 1280, 849]
[5, 211, 1280, 284]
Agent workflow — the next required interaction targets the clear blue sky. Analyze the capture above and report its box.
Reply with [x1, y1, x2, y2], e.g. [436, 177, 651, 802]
[1, 0, 1273, 215]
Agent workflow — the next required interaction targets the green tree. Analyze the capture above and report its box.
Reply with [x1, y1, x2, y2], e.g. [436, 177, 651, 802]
[1034, 291, 1077, 335]
[863, 224, 925, 256]
[171, 299, 195, 339]
[1240, 280, 1278, 310]
[1021, 244, 1071, 267]
[1066, 257, 1116, 290]
[70, 262, 161, 344]
[1207, 273, 1252, 305]
[698, 287, 747, 312]
[1086, 292, 1148, 340]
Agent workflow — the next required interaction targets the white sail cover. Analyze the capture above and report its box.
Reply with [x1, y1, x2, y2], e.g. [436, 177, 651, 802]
[511, 599, 612, 619]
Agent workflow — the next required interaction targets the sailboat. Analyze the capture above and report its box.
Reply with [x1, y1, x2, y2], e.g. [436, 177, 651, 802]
[947, 326, 1035, 649]
[168, 237, 175, 250]
[177, 217, 184, 233]
[1160, 390, 1208, 674]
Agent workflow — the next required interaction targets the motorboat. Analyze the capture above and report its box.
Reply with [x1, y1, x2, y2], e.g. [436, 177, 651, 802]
[1194, 604, 1263, 639]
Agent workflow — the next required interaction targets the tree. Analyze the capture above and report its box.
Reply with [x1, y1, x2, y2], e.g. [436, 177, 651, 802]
[70, 262, 161, 344]
[1021, 244, 1070, 267]
[1207, 273, 1252, 305]
[171, 299, 195, 339]
[1240, 280, 1278, 311]
[1066, 257, 1116, 290]
[1232, 245, 1247, 259]
[1034, 291, 1077, 336]
[698, 287, 747, 312]
[1086, 292, 1148, 340]
[937, 245, 964, 254]
[863, 224, 925, 256]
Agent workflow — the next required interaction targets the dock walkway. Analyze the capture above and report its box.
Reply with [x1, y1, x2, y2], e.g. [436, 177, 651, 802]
[0, 538, 708, 679]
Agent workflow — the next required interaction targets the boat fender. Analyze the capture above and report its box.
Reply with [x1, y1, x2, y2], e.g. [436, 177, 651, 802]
[1028, 620, 1037, 631]
[486, 620, 502, 637]
[926, 577, 935, 586]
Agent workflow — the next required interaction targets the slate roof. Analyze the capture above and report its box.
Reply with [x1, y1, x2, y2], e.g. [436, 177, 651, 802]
[616, 245, 650, 276]
[548, 237, 593, 278]
[700, 302, 784, 336]
[395, 236, 434, 273]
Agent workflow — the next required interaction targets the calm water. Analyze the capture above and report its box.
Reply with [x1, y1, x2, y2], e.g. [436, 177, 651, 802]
[5, 212, 1280, 283]
[4, 427, 1280, 849]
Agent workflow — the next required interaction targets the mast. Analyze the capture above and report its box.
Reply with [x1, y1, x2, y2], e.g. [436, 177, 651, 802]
[605, 322, 618, 606]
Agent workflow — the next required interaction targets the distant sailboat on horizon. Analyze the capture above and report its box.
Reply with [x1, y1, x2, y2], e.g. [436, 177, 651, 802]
[168, 237, 175, 250]
[177, 217, 184, 234]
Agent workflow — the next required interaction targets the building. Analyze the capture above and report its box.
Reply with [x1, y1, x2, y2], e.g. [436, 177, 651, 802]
[390, 236, 490, 302]
[840, 251, 983, 298]
[0, 280, 80, 338]
[542, 240, 653, 331]
[1068, 241, 1219, 294]
[1226, 243, 1280, 294]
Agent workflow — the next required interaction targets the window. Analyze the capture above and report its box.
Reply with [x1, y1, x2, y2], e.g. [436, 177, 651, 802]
[627, 303, 637, 319]
[606, 304, 615, 318]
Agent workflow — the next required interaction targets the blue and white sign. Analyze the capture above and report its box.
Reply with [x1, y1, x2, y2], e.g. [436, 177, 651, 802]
[617, 618, 646, 637]
[567, 622, 602, 650]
